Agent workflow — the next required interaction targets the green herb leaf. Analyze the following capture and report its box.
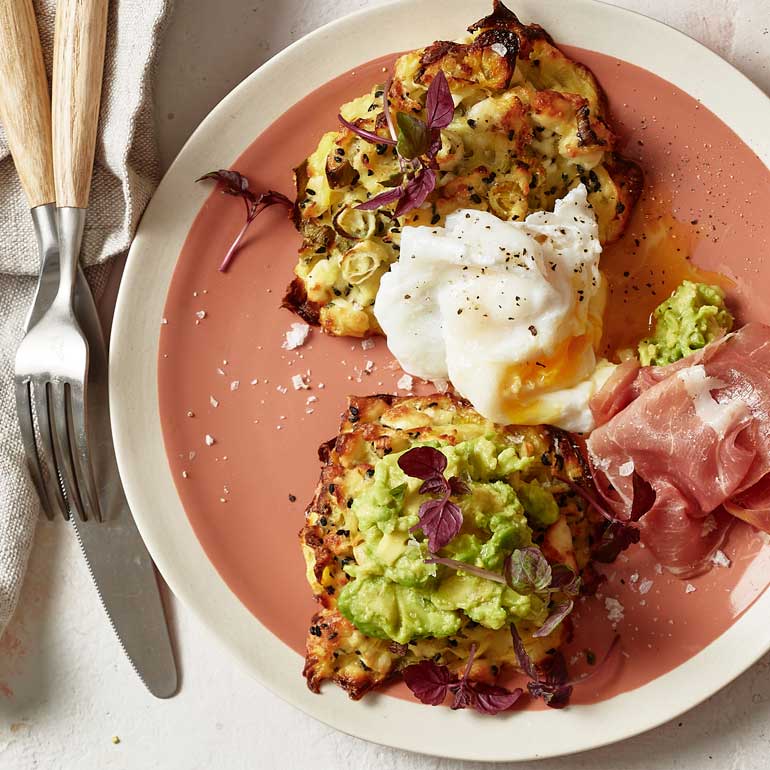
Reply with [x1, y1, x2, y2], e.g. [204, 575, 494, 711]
[396, 112, 429, 159]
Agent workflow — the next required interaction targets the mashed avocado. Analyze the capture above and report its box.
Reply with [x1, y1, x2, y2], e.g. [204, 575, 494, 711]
[638, 281, 733, 366]
[337, 436, 555, 644]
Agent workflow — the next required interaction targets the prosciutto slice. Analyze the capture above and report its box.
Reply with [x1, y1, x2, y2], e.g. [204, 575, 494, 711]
[587, 323, 770, 577]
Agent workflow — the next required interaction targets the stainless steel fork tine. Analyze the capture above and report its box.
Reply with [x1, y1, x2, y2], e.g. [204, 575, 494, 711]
[15, 379, 55, 521]
[48, 380, 88, 521]
[29, 379, 71, 520]
[65, 380, 102, 522]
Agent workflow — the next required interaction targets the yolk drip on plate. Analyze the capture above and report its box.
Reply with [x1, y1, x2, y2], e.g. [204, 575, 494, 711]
[601, 197, 731, 357]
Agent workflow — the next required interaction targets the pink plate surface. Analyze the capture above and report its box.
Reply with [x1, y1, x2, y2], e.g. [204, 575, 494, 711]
[158, 48, 770, 705]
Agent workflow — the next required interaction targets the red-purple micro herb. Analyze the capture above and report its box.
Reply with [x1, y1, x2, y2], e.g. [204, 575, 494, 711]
[397, 446, 468, 552]
[532, 600, 574, 639]
[559, 476, 642, 564]
[510, 625, 621, 709]
[402, 643, 522, 715]
[338, 70, 455, 217]
[505, 547, 552, 594]
[196, 169, 293, 272]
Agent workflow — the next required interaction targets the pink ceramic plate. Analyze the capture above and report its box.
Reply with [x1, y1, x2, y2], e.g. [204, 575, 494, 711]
[110, 0, 770, 761]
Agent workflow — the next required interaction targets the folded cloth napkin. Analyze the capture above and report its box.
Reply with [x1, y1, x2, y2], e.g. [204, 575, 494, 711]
[0, 0, 172, 639]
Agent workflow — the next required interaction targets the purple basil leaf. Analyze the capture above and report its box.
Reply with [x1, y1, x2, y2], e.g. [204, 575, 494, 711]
[427, 128, 443, 161]
[448, 476, 470, 496]
[450, 681, 476, 710]
[398, 446, 447, 480]
[425, 70, 455, 130]
[505, 547, 552, 595]
[420, 476, 450, 496]
[402, 660, 454, 706]
[413, 498, 463, 553]
[471, 682, 523, 714]
[542, 650, 570, 686]
[196, 169, 255, 202]
[592, 520, 641, 564]
[338, 113, 397, 146]
[197, 171, 293, 272]
[528, 681, 573, 709]
[510, 624, 538, 680]
[425, 556, 507, 584]
[532, 600, 574, 638]
[355, 186, 404, 211]
[550, 564, 582, 598]
[394, 168, 436, 217]
[396, 112, 430, 160]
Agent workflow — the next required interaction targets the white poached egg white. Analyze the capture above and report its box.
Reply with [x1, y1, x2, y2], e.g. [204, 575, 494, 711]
[374, 185, 614, 432]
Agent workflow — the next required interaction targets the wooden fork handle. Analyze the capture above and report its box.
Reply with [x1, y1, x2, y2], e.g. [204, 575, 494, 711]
[53, 0, 108, 209]
[0, 0, 55, 208]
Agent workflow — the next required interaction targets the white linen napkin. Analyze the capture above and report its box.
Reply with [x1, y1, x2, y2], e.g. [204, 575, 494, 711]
[0, 0, 172, 638]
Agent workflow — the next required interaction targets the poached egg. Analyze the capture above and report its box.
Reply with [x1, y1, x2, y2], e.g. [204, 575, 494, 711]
[374, 185, 614, 432]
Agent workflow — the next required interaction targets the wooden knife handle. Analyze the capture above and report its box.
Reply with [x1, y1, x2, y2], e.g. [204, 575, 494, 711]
[0, 0, 55, 208]
[52, 0, 108, 209]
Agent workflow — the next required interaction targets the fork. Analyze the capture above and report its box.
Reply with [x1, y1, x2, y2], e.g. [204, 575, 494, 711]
[9, 0, 108, 521]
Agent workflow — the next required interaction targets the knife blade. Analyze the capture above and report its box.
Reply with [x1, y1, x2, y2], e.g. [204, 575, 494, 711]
[26, 204, 178, 698]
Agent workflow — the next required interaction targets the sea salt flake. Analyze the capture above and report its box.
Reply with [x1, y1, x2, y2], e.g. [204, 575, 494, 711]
[654, 563, 663, 575]
[204, 434, 215, 446]
[282, 322, 311, 350]
[307, 396, 318, 404]
[161, 318, 168, 325]
[397, 373, 414, 391]
[685, 583, 697, 594]
[618, 460, 635, 477]
[276, 385, 288, 395]
[195, 310, 206, 320]
[431, 378, 450, 393]
[182, 471, 189, 479]
[604, 597, 624, 625]
[490, 42, 507, 57]
[361, 338, 375, 350]
[216, 368, 226, 376]
[292, 374, 310, 390]
[230, 380, 240, 391]
[250, 379, 258, 385]
[188, 451, 196, 461]
[209, 396, 219, 408]
[638, 579, 654, 595]
[364, 360, 374, 374]
[711, 550, 731, 568]
[629, 572, 639, 583]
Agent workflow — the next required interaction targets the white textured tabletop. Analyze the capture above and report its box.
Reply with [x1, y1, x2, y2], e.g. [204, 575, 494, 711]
[2, 1, 769, 768]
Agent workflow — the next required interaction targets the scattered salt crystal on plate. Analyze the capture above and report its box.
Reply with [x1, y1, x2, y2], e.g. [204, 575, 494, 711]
[209, 396, 219, 408]
[364, 360, 374, 374]
[307, 395, 318, 404]
[292, 374, 310, 390]
[230, 380, 240, 391]
[638, 579, 654, 595]
[361, 338, 375, 350]
[711, 550, 731, 568]
[204, 434, 215, 446]
[195, 310, 206, 320]
[685, 583, 697, 593]
[431, 378, 449, 393]
[282, 322, 310, 350]
[276, 385, 288, 394]
[216, 367, 225, 376]
[397, 373, 413, 391]
[604, 597, 624, 625]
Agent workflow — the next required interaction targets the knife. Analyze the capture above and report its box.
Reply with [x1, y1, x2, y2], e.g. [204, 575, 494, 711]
[0, 0, 178, 697]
